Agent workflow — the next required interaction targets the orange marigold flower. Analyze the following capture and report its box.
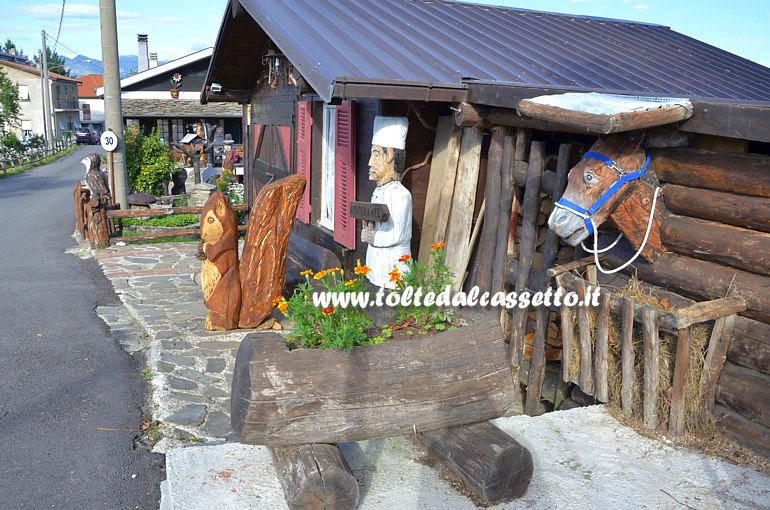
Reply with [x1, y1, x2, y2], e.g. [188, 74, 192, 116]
[398, 254, 411, 263]
[272, 295, 283, 306]
[431, 242, 446, 251]
[353, 265, 371, 276]
[277, 301, 289, 314]
[313, 270, 327, 280]
[388, 268, 402, 282]
[344, 279, 357, 287]
[300, 269, 313, 276]
[322, 305, 335, 316]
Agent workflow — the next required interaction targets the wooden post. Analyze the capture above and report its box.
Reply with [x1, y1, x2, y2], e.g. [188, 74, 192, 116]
[668, 326, 692, 436]
[476, 128, 504, 294]
[575, 278, 593, 394]
[417, 422, 533, 505]
[594, 290, 610, 403]
[491, 130, 514, 295]
[108, 150, 116, 205]
[525, 305, 550, 415]
[269, 444, 359, 510]
[73, 181, 86, 238]
[509, 142, 544, 375]
[699, 313, 737, 424]
[642, 306, 660, 429]
[621, 295, 635, 414]
[557, 274, 575, 383]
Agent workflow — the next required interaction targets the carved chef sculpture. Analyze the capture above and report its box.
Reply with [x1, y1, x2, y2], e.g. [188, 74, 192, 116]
[362, 116, 412, 289]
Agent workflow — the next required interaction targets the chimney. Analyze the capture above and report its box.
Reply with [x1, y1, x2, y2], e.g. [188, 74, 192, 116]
[137, 34, 149, 72]
[149, 53, 158, 68]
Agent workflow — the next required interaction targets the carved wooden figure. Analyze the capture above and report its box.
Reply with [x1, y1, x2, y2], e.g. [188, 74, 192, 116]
[239, 174, 306, 328]
[198, 191, 241, 330]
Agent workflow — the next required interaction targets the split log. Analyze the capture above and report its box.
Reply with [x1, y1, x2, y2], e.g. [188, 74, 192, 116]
[621, 295, 635, 414]
[525, 306, 550, 415]
[662, 214, 770, 277]
[476, 128, 505, 294]
[575, 279, 593, 394]
[605, 250, 770, 323]
[657, 296, 745, 331]
[509, 142, 545, 373]
[445, 128, 483, 290]
[642, 306, 659, 429]
[652, 148, 770, 198]
[417, 422, 534, 505]
[716, 362, 770, 429]
[664, 184, 770, 234]
[699, 314, 737, 424]
[728, 317, 770, 376]
[420, 117, 463, 261]
[668, 327, 691, 436]
[239, 174, 306, 328]
[557, 275, 574, 383]
[269, 444, 359, 510]
[594, 291, 610, 403]
[453, 102, 491, 128]
[712, 404, 770, 459]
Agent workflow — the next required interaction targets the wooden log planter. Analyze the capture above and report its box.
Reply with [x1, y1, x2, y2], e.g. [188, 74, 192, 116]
[231, 309, 515, 445]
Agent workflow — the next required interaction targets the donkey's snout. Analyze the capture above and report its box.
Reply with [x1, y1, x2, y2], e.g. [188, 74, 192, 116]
[548, 208, 571, 231]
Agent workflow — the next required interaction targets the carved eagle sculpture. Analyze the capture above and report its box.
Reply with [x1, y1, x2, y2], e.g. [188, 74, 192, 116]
[82, 153, 110, 199]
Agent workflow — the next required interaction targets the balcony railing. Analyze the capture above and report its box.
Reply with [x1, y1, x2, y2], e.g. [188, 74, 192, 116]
[53, 99, 79, 111]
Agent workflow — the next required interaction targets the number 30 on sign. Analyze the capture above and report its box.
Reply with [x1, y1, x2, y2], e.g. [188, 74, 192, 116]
[100, 131, 118, 152]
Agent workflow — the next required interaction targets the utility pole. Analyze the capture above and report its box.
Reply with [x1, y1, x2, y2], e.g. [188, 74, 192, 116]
[99, 0, 128, 209]
[40, 30, 54, 149]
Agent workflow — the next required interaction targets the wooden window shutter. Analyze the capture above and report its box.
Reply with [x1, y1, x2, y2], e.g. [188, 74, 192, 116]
[334, 100, 356, 250]
[295, 101, 312, 223]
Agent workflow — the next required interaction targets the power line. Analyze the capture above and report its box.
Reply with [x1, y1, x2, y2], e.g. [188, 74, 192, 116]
[53, 0, 66, 52]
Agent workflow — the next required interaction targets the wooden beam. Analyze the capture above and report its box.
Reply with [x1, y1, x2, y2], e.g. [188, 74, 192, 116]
[417, 422, 534, 505]
[679, 100, 770, 144]
[269, 444, 359, 510]
[668, 327, 692, 436]
[491, 131, 515, 295]
[525, 306, 550, 415]
[575, 278, 593, 394]
[712, 404, 770, 459]
[476, 128, 505, 293]
[716, 362, 770, 429]
[664, 184, 770, 235]
[621, 295, 635, 414]
[728, 317, 770, 376]
[699, 314, 737, 424]
[557, 275, 575, 384]
[594, 291, 610, 403]
[657, 296, 746, 330]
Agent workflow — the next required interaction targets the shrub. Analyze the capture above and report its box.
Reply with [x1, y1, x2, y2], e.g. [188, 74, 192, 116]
[133, 127, 173, 195]
[124, 124, 143, 190]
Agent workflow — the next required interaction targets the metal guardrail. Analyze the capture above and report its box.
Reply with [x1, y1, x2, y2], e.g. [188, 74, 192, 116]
[0, 140, 76, 175]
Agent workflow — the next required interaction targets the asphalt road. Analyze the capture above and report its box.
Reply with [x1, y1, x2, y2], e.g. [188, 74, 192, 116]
[0, 146, 163, 509]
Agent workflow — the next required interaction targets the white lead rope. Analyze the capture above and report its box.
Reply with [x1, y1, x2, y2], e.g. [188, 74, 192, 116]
[588, 186, 662, 275]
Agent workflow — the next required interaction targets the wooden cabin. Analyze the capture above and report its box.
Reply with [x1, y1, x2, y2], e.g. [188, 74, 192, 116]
[203, 0, 770, 458]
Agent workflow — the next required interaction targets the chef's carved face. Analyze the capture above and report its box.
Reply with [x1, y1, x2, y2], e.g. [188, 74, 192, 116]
[368, 145, 397, 187]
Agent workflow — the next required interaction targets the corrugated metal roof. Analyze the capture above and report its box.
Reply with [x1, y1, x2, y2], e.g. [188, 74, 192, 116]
[235, 0, 770, 103]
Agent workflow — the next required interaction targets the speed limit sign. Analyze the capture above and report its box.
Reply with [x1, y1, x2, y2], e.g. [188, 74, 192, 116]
[100, 130, 119, 152]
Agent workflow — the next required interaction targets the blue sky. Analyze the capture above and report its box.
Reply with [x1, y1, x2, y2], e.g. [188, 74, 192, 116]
[1, 0, 768, 69]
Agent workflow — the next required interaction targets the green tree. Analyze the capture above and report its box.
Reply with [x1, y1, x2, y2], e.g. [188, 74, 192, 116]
[2, 39, 26, 58]
[134, 128, 173, 195]
[33, 45, 69, 77]
[0, 68, 20, 133]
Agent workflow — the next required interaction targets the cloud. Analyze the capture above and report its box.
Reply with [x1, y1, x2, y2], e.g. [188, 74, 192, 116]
[633, 4, 651, 12]
[20, 3, 99, 19]
[567, 0, 597, 3]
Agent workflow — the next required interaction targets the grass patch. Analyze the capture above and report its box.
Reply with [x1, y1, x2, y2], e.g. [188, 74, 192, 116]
[0, 145, 77, 178]
[120, 233, 200, 244]
[123, 213, 198, 228]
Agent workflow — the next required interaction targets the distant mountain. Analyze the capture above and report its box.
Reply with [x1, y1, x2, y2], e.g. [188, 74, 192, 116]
[65, 54, 164, 79]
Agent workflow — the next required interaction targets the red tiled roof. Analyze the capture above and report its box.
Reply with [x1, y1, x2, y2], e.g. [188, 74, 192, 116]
[77, 74, 104, 97]
[0, 59, 80, 83]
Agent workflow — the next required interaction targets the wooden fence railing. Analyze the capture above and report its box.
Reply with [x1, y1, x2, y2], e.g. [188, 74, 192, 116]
[1, 141, 75, 174]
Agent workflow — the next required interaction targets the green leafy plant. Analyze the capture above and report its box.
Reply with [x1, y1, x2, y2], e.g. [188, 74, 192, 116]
[123, 213, 198, 228]
[134, 127, 173, 195]
[389, 242, 455, 332]
[276, 261, 375, 350]
[216, 168, 235, 193]
[124, 124, 144, 189]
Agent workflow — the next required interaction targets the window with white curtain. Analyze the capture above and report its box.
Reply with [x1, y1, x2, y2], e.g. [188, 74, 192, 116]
[319, 103, 336, 231]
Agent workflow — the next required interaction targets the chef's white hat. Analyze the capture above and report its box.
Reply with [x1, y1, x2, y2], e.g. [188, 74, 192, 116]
[371, 116, 409, 150]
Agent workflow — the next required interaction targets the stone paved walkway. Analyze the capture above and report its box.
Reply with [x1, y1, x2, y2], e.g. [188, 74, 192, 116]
[92, 242, 257, 447]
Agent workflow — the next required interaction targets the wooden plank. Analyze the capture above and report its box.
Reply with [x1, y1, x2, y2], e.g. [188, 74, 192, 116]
[108, 204, 248, 218]
[652, 148, 770, 198]
[557, 275, 575, 383]
[431, 123, 465, 248]
[509, 142, 545, 373]
[668, 327, 692, 436]
[658, 296, 746, 330]
[712, 404, 770, 459]
[517, 92, 692, 134]
[476, 128, 505, 293]
[417, 422, 533, 505]
[419, 117, 462, 262]
[232, 312, 515, 445]
[642, 306, 660, 429]
[575, 278, 593, 394]
[664, 184, 770, 235]
[525, 306, 550, 415]
[594, 290, 610, 403]
[661, 214, 770, 278]
[621, 295, 635, 414]
[716, 361, 770, 428]
[679, 100, 770, 144]
[728, 317, 770, 376]
[491, 130, 515, 295]
[547, 256, 601, 278]
[459, 198, 485, 290]
[445, 128, 483, 290]
[699, 314, 737, 424]
[269, 444, 359, 510]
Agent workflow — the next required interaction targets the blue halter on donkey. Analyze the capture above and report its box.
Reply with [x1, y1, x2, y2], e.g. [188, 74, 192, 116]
[553, 151, 651, 236]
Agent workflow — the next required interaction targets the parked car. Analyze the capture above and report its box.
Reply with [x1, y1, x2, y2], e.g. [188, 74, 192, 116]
[75, 127, 95, 144]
